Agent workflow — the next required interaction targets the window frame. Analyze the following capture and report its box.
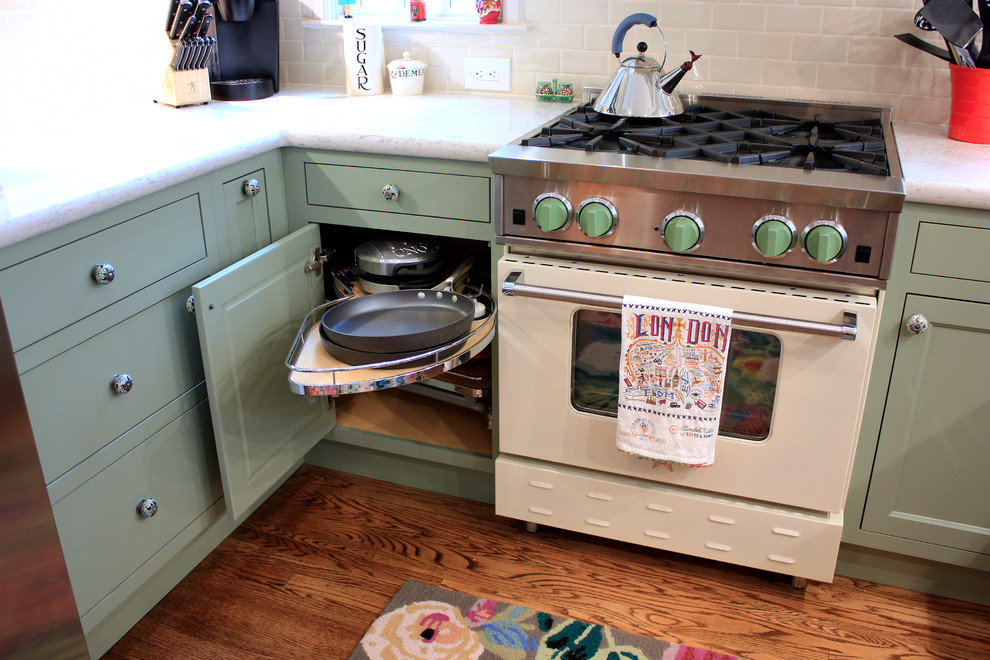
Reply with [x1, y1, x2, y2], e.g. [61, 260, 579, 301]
[323, 0, 522, 25]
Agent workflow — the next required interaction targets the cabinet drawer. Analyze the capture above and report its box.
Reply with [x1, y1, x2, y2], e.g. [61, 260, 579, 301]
[304, 162, 490, 223]
[52, 401, 221, 617]
[0, 194, 208, 352]
[912, 221, 990, 283]
[22, 289, 204, 483]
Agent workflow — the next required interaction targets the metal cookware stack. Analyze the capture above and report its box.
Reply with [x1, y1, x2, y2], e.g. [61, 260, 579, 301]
[317, 238, 481, 365]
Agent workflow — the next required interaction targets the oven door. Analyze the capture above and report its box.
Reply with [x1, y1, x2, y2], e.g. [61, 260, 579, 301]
[496, 255, 879, 514]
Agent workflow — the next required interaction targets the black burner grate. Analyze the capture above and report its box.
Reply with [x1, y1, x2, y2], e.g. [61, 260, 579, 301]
[521, 104, 889, 176]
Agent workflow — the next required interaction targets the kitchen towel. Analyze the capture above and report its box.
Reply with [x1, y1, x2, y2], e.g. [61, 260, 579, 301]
[616, 295, 732, 467]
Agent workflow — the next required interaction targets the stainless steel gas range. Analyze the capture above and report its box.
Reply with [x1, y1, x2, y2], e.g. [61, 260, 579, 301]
[488, 96, 905, 586]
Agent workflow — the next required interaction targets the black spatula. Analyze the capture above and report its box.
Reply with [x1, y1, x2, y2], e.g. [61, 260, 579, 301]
[977, 0, 990, 68]
[919, 0, 982, 47]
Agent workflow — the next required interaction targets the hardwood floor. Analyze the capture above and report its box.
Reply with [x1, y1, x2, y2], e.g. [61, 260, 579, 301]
[105, 466, 990, 659]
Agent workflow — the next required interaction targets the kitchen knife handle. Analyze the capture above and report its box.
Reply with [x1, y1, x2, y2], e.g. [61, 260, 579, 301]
[198, 12, 213, 37]
[178, 14, 199, 42]
[169, 0, 193, 40]
[166, 0, 181, 32]
[193, 0, 212, 24]
[171, 41, 185, 70]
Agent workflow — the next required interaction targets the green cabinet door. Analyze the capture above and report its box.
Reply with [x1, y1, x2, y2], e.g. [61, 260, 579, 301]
[193, 224, 334, 522]
[220, 168, 273, 266]
[862, 294, 990, 554]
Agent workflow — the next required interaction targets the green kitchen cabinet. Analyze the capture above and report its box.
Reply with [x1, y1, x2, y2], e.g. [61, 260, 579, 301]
[195, 150, 501, 519]
[211, 151, 289, 267]
[192, 224, 333, 523]
[280, 149, 500, 503]
[281, 148, 495, 242]
[842, 202, 990, 604]
[0, 153, 292, 658]
[861, 294, 990, 552]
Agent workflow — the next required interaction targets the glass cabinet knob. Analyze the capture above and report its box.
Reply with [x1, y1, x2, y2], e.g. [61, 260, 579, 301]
[906, 313, 929, 335]
[382, 184, 400, 201]
[136, 498, 159, 518]
[91, 263, 116, 284]
[110, 373, 134, 394]
[242, 178, 261, 197]
[186, 295, 196, 314]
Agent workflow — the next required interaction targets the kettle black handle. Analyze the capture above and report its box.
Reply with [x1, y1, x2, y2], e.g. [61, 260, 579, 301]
[610, 12, 658, 57]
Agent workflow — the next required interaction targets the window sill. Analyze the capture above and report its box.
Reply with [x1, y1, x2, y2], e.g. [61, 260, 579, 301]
[301, 18, 531, 33]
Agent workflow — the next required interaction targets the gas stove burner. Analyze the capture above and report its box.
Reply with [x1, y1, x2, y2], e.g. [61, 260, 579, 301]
[521, 104, 890, 176]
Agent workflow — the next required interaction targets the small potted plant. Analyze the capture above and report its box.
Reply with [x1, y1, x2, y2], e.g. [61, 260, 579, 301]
[476, 0, 500, 24]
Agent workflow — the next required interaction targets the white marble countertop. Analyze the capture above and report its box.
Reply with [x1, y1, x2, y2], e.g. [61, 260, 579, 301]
[0, 88, 572, 251]
[1, 88, 987, 251]
[892, 122, 990, 211]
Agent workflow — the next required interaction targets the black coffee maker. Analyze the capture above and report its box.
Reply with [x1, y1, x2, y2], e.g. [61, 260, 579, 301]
[210, 0, 279, 101]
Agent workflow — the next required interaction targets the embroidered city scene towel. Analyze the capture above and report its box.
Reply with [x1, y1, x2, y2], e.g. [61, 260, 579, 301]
[616, 295, 733, 467]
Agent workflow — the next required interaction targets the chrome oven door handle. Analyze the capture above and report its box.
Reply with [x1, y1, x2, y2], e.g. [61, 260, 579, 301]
[501, 270, 858, 340]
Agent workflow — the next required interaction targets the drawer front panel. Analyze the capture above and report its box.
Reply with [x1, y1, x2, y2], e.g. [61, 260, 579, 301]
[496, 455, 844, 583]
[23, 290, 204, 483]
[0, 194, 207, 352]
[912, 221, 990, 283]
[304, 163, 490, 223]
[52, 401, 221, 617]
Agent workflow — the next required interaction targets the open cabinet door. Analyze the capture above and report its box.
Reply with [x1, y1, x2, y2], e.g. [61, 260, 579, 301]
[193, 224, 333, 522]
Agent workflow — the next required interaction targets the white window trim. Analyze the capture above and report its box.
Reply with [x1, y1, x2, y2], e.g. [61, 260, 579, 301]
[313, 0, 525, 29]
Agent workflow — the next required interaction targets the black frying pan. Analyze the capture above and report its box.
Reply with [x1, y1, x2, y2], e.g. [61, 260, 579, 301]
[321, 289, 475, 354]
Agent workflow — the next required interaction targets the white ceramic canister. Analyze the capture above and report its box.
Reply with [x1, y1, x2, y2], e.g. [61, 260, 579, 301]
[342, 20, 384, 96]
[386, 51, 427, 96]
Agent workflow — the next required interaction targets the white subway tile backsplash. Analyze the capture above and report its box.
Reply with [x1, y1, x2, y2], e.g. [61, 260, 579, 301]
[822, 8, 883, 37]
[524, 2, 562, 25]
[659, 3, 713, 29]
[764, 60, 818, 87]
[818, 63, 876, 91]
[512, 47, 562, 73]
[713, 4, 768, 32]
[738, 32, 793, 60]
[766, 7, 824, 34]
[0, 0, 962, 126]
[536, 24, 589, 49]
[789, 35, 850, 62]
[559, 49, 613, 76]
[559, 0, 611, 26]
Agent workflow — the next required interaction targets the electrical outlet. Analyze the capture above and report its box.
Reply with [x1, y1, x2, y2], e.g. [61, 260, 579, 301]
[464, 57, 511, 92]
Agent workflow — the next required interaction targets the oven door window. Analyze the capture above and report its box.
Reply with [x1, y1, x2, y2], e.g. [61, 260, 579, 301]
[571, 309, 781, 441]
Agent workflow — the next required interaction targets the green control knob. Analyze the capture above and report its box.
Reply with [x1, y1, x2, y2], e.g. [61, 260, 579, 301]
[577, 200, 616, 238]
[533, 195, 571, 232]
[803, 223, 846, 263]
[754, 218, 795, 258]
[662, 213, 703, 253]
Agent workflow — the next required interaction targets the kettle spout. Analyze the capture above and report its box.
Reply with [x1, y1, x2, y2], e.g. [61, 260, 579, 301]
[659, 51, 702, 95]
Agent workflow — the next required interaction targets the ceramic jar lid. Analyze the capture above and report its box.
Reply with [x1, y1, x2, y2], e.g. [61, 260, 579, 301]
[387, 51, 426, 74]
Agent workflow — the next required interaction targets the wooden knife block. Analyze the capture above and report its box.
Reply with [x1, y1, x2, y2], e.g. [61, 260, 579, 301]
[154, 36, 211, 108]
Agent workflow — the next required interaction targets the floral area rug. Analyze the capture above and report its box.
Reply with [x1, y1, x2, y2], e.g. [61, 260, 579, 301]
[349, 579, 744, 660]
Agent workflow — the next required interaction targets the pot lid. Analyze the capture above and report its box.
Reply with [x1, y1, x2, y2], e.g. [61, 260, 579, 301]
[620, 43, 661, 70]
[355, 237, 440, 276]
[387, 51, 426, 72]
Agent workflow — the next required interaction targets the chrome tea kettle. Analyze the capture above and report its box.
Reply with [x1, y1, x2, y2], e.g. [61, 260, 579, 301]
[593, 12, 701, 118]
